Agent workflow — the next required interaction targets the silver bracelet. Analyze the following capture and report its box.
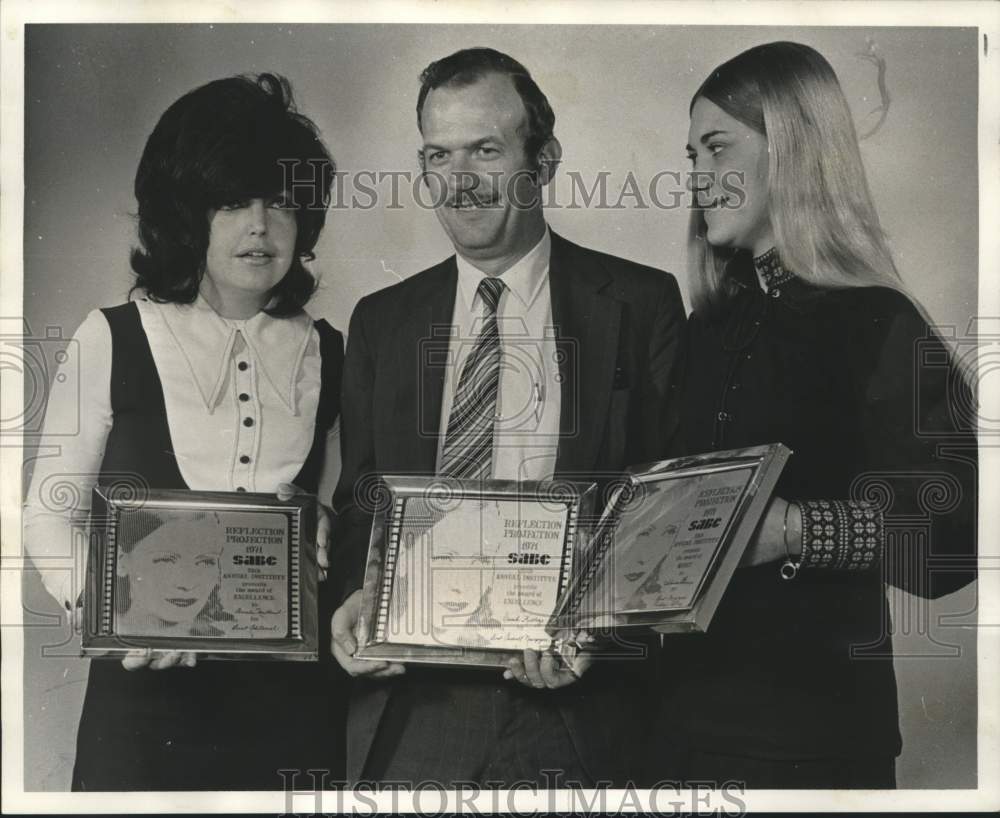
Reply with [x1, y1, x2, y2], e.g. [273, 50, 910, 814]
[780, 501, 800, 580]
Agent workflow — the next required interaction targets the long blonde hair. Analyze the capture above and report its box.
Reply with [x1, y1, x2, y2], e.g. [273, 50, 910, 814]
[688, 41, 907, 315]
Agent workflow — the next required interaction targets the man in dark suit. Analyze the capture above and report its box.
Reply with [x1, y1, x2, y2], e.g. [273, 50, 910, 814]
[330, 47, 685, 788]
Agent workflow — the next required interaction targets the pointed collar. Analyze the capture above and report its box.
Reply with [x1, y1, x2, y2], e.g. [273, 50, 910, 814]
[156, 295, 313, 415]
[454, 226, 551, 312]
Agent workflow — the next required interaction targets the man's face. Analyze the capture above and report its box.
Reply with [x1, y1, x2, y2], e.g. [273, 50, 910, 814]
[419, 72, 543, 266]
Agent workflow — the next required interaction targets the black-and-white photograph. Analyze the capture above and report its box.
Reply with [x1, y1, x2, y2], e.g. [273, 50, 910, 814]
[2, 1, 996, 813]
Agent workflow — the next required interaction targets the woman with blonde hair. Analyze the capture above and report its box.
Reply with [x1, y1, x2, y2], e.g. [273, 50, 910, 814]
[657, 41, 977, 788]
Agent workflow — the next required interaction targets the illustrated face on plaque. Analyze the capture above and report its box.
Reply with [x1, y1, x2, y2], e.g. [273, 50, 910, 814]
[115, 511, 228, 636]
[595, 467, 753, 614]
[386, 496, 568, 651]
[114, 508, 290, 639]
[432, 566, 501, 648]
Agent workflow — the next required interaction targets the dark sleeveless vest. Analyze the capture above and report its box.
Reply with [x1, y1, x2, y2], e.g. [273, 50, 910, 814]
[73, 302, 346, 791]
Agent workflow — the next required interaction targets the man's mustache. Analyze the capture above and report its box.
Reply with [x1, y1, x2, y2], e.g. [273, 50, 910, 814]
[447, 191, 502, 207]
[421, 169, 540, 208]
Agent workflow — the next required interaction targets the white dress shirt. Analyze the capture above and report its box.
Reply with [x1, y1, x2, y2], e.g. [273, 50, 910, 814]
[436, 227, 562, 482]
[23, 295, 337, 608]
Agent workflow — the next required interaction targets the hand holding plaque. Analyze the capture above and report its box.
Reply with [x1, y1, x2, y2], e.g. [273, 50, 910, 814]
[84, 487, 320, 661]
[550, 444, 791, 636]
[353, 446, 789, 669]
[354, 478, 594, 668]
[504, 644, 592, 688]
[276, 481, 332, 582]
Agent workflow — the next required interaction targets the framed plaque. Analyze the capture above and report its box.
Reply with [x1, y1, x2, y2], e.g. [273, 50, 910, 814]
[355, 476, 596, 668]
[550, 444, 791, 636]
[83, 486, 319, 661]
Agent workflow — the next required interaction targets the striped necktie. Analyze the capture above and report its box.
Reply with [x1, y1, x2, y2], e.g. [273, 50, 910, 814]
[439, 276, 506, 479]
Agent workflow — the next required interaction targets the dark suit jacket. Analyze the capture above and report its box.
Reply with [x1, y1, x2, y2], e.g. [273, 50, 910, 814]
[332, 230, 685, 785]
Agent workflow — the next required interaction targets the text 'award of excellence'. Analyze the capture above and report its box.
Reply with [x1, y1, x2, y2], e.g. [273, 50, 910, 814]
[83, 487, 319, 661]
[550, 444, 791, 644]
[354, 476, 596, 668]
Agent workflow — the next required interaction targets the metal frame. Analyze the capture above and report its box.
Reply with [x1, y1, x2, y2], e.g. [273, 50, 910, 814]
[355, 476, 596, 668]
[550, 443, 792, 635]
[83, 486, 318, 661]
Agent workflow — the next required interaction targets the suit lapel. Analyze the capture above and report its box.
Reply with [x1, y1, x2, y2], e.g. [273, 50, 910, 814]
[388, 237, 622, 476]
[392, 258, 457, 474]
[549, 232, 622, 475]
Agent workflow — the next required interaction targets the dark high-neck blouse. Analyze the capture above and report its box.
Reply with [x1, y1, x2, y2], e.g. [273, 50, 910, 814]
[660, 251, 977, 760]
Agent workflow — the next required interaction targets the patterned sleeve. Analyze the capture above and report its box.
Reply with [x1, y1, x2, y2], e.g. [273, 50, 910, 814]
[798, 499, 883, 572]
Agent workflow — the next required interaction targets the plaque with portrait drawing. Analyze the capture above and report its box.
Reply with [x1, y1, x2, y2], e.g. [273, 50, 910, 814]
[549, 444, 791, 638]
[83, 486, 318, 660]
[354, 476, 596, 668]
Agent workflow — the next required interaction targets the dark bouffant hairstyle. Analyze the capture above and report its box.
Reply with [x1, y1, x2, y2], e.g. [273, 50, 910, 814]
[416, 47, 555, 165]
[130, 73, 334, 316]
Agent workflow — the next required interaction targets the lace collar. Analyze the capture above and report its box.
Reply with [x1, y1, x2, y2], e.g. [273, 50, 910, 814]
[753, 247, 796, 292]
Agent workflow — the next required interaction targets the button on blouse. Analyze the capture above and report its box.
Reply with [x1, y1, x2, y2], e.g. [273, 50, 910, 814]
[137, 296, 322, 494]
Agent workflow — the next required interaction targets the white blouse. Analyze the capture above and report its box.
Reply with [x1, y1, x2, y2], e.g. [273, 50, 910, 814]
[23, 296, 339, 609]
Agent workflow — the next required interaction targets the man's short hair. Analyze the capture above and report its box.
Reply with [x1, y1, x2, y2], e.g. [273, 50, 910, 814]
[416, 47, 556, 163]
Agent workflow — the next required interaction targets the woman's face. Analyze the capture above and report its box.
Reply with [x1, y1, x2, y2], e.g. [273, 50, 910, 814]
[687, 96, 774, 256]
[435, 567, 486, 618]
[125, 527, 221, 626]
[202, 195, 298, 313]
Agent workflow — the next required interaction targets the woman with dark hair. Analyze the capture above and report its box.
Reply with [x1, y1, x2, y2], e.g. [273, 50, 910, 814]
[113, 511, 235, 638]
[24, 73, 345, 790]
[655, 41, 978, 788]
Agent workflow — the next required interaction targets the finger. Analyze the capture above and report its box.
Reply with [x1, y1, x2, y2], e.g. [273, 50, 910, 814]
[72, 606, 84, 632]
[505, 655, 529, 687]
[121, 648, 152, 671]
[150, 651, 184, 670]
[330, 594, 361, 657]
[276, 482, 299, 502]
[572, 651, 593, 678]
[330, 637, 368, 668]
[317, 542, 330, 571]
[330, 640, 361, 673]
[521, 649, 546, 689]
[182, 652, 198, 668]
[317, 514, 332, 568]
[330, 603, 375, 676]
[332, 645, 377, 676]
[539, 652, 567, 688]
[331, 642, 398, 678]
[368, 663, 407, 679]
[505, 653, 537, 688]
[331, 616, 357, 658]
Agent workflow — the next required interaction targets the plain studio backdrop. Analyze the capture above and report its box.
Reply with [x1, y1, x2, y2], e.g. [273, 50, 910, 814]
[21, 24, 978, 789]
